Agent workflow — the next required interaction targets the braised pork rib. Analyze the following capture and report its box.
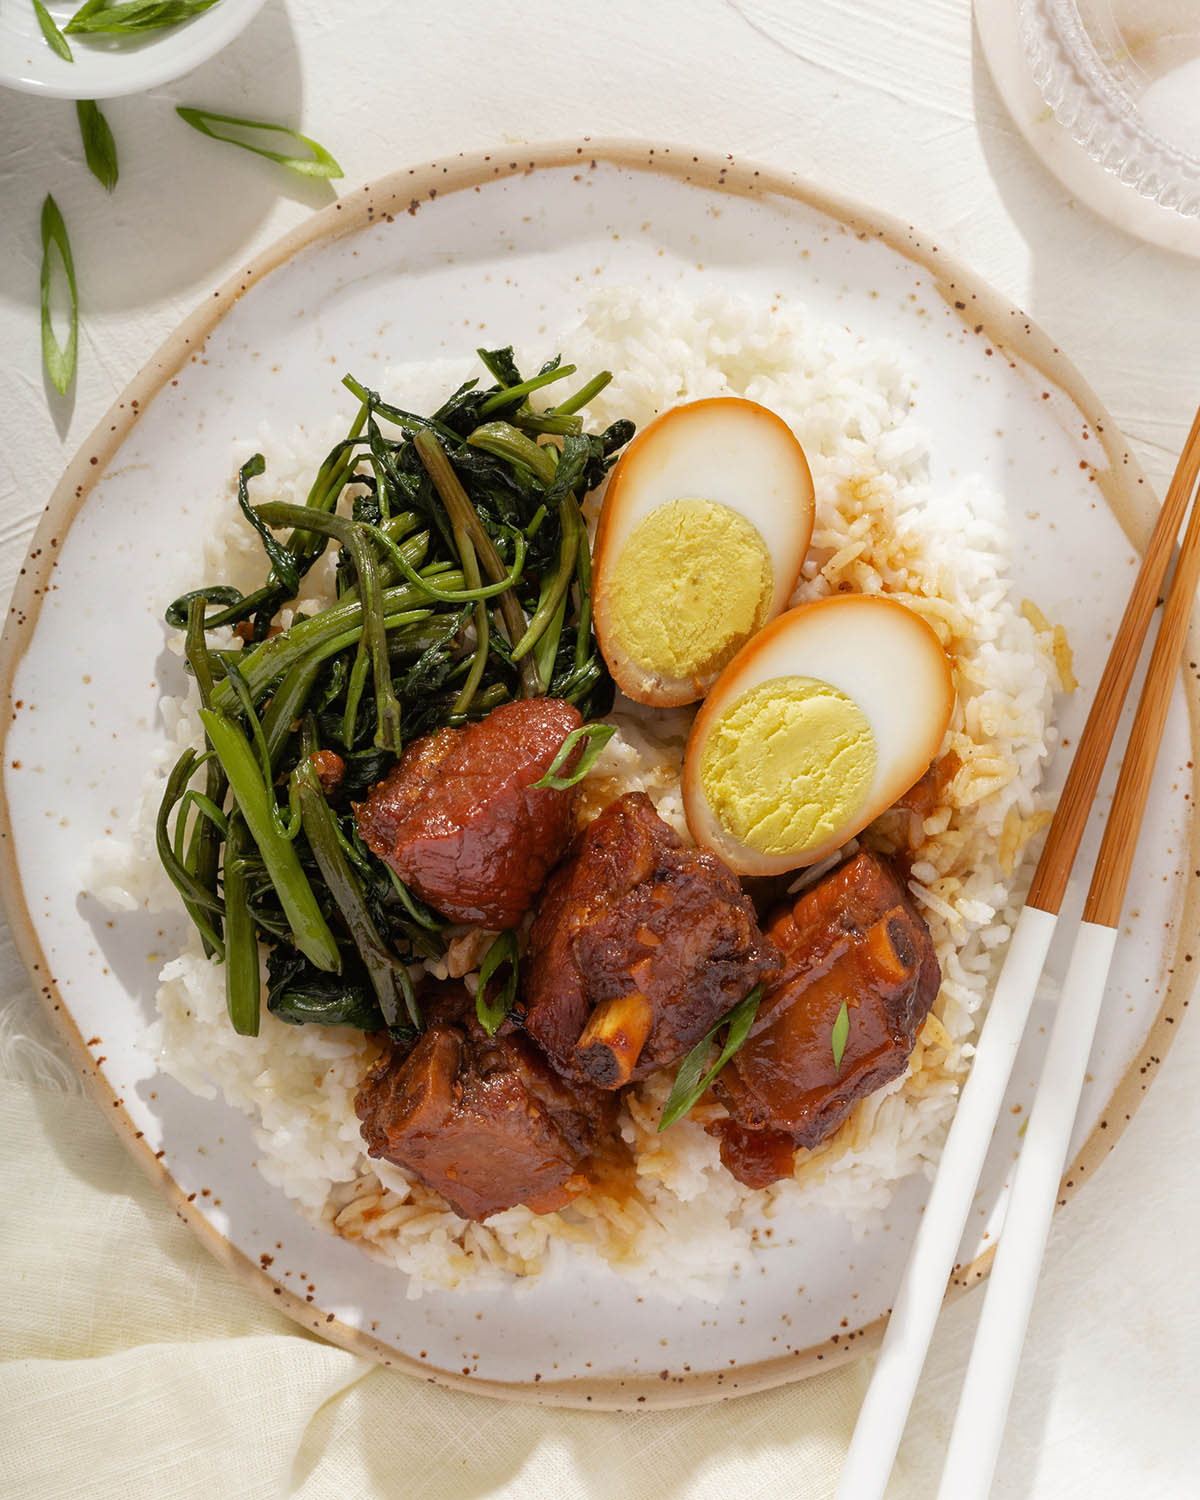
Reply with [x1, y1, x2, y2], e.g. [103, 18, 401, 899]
[355, 986, 619, 1221]
[522, 792, 780, 1088]
[711, 850, 940, 1186]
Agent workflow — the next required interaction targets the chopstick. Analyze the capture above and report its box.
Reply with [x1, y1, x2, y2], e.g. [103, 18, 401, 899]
[835, 403, 1200, 1500]
[936, 452, 1200, 1498]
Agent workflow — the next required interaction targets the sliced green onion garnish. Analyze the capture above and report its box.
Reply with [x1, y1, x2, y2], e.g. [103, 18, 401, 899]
[76, 100, 118, 192]
[475, 930, 519, 1036]
[176, 107, 343, 179]
[658, 984, 765, 1131]
[39, 195, 78, 397]
[831, 999, 850, 1074]
[532, 722, 616, 791]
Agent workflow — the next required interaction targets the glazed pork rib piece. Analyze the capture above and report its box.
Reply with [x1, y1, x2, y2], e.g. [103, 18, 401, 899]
[522, 791, 780, 1088]
[711, 849, 941, 1187]
[354, 697, 581, 929]
[355, 985, 619, 1221]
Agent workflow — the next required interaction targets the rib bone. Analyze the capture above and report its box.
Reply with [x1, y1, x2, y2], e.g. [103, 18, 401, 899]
[575, 992, 655, 1088]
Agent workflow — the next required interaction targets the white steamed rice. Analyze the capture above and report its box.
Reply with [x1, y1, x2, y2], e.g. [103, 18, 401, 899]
[88, 286, 1069, 1303]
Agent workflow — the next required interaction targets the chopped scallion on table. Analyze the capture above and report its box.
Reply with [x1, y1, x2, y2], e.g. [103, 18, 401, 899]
[39, 195, 78, 396]
[175, 106, 343, 178]
[76, 100, 118, 192]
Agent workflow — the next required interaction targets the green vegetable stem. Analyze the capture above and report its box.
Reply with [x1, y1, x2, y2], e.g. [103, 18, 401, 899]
[293, 752, 419, 1030]
[199, 707, 341, 974]
[831, 999, 850, 1073]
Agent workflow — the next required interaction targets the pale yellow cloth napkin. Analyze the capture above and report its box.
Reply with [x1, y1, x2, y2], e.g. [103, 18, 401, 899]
[0, 1073, 873, 1499]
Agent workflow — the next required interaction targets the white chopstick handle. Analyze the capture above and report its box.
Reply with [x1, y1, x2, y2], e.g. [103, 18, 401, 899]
[936, 918, 1119, 1500]
[835, 902, 1058, 1500]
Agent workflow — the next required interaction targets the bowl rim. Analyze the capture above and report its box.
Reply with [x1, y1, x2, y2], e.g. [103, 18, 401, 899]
[0, 0, 268, 100]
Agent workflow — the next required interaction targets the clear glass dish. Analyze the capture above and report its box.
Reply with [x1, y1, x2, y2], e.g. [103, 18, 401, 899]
[1019, 0, 1200, 216]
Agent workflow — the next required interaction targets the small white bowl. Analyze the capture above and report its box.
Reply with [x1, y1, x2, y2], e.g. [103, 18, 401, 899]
[1018, 0, 1200, 217]
[0, 0, 266, 99]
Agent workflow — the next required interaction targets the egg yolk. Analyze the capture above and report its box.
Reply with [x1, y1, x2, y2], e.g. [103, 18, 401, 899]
[699, 676, 877, 856]
[606, 499, 773, 683]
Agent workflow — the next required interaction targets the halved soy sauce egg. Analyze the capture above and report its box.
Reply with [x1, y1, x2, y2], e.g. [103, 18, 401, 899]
[682, 594, 956, 875]
[591, 397, 815, 706]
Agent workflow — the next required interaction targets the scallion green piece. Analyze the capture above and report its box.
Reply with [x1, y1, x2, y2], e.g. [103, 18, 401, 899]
[831, 999, 850, 1074]
[475, 930, 518, 1036]
[33, 1, 73, 58]
[176, 106, 343, 179]
[76, 100, 118, 191]
[532, 722, 616, 791]
[39, 195, 78, 397]
[658, 985, 765, 1131]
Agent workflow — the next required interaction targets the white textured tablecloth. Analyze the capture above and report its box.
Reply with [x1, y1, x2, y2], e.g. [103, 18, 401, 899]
[2, 3, 1198, 1496]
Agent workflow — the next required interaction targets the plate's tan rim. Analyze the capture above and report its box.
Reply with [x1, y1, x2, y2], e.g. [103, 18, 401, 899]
[0, 138, 1196, 1411]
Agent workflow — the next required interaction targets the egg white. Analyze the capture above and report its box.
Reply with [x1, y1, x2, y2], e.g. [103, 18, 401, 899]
[682, 595, 956, 874]
[592, 397, 814, 705]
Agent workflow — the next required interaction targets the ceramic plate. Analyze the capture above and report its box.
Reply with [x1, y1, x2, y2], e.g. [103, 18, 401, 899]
[2, 141, 1196, 1409]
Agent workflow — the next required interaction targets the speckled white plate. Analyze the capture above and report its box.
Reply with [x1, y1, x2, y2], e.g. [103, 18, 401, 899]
[1, 141, 1196, 1408]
